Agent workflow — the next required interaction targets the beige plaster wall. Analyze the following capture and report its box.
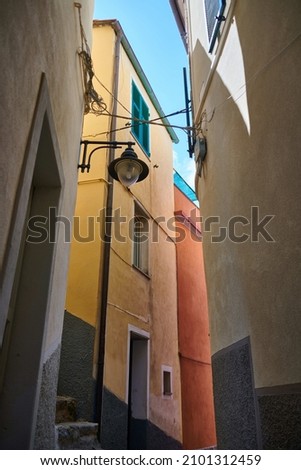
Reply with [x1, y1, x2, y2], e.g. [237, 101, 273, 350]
[0, 0, 94, 361]
[187, 0, 301, 388]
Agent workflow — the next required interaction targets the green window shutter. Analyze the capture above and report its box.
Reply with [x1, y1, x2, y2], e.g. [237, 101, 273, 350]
[141, 99, 150, 154]
[131, 81, 150, 156]
[132, 82, 140, 140]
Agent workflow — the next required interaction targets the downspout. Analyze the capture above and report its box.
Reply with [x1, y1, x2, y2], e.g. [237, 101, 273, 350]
[95, 21, 122, 436]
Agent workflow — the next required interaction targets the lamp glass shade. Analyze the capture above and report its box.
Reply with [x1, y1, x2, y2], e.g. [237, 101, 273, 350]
[115, 159, 143, 187]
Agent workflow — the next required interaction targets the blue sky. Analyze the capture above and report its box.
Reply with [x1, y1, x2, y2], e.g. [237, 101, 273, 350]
[93, 0, 196, 188]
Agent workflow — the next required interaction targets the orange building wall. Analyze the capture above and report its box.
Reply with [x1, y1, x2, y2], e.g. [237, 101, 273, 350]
[174, 186, 216, 449]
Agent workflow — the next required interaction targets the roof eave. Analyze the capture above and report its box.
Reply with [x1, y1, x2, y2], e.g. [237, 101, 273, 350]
[93, 19, 179, 144]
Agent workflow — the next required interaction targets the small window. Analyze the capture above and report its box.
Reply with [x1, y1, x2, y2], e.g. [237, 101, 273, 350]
[162, 365, 173, 397]
[133, 203, 149, 275]
[204, 0, 226, 53]
[131, 81, 150, 156]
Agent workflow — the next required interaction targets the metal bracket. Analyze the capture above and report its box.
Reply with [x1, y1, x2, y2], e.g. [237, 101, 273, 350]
[78, 140, 135, 173]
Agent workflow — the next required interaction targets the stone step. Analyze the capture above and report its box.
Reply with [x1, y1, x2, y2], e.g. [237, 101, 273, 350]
[56, 396, 77, 424]
[56, 421, 100, 450]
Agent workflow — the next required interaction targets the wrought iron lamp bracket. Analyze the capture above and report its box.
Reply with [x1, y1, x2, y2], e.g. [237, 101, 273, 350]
[78, 140, 135, 173]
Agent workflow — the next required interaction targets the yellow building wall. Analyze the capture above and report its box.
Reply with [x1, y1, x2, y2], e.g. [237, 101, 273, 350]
[65, 24, 115, 327]
[65, 22, 182, 445]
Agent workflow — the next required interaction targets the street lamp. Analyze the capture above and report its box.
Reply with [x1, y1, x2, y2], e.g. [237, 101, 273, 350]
[78, 140, 149, 187]
[108, 144, 149, 187]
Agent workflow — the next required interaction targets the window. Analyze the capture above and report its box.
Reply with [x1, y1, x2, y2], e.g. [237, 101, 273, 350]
[163, 371, 172, 395]
[162, 365, 173, 397]
[204, 0, 226, 53]
[133, 203, 149, 275]
[131, 81, 150, 156]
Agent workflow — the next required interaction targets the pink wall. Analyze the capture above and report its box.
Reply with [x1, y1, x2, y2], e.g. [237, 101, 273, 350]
[174, 186, 216, 449]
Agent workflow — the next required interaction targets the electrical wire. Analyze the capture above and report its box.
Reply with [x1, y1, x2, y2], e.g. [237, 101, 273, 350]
[75, 3, 107, 115]
[82, 107, 192, 138]
[94, 75, 132, 116]
[83, 121, 190, 138]
[103, 107, 188, 123]
[95, 72, 191, 123]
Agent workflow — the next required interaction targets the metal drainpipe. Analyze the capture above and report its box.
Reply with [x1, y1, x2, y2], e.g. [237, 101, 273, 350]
[95, 21, 122, 438]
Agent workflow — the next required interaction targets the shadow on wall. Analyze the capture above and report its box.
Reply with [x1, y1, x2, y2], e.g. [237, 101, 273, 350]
[100, 387, 182, 450]
[57, 311, 96, 422]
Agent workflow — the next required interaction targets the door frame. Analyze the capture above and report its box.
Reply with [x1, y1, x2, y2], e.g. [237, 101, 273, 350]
[126, 325, 150, 449]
